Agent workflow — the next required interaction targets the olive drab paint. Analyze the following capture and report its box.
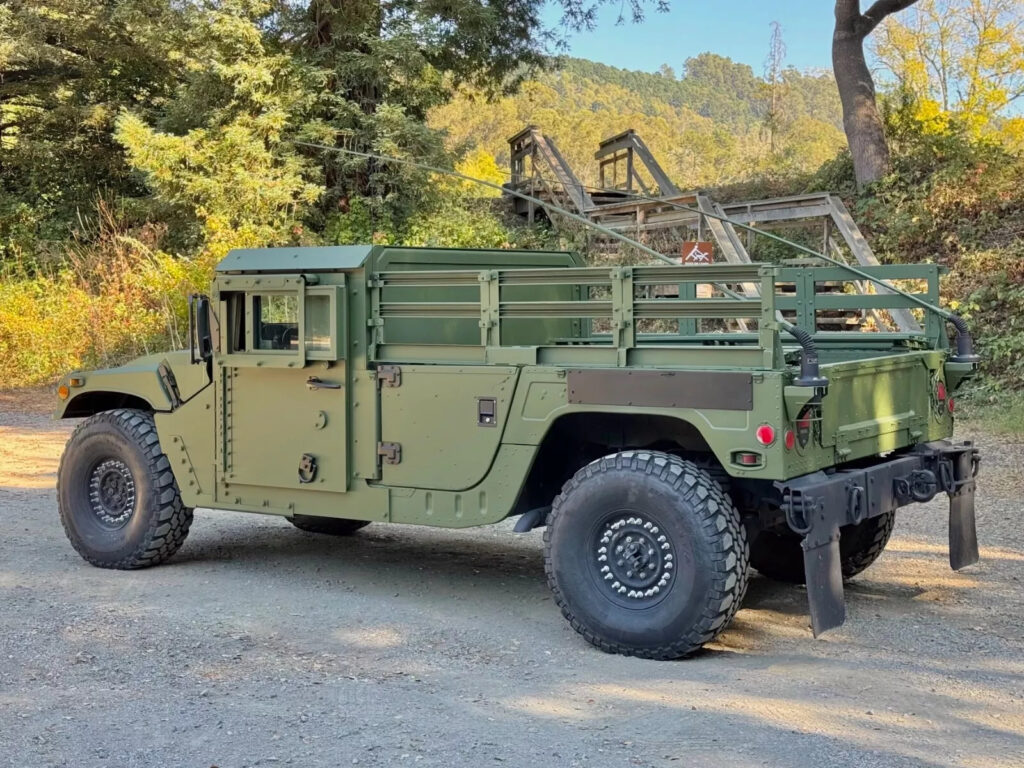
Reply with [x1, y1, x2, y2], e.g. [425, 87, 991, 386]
[54, 245, 974, 531]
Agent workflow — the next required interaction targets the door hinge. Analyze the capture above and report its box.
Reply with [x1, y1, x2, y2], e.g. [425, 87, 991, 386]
[377, 441, 402, 465]
[377, 365, 401, 388]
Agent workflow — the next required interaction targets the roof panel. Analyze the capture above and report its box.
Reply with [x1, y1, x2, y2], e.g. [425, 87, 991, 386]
[216, 246, 373, 273]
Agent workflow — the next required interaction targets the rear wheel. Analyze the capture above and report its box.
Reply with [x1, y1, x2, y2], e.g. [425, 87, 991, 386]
[750, 511, 896, 583]
[287, 515, 370, 536]
[57, 409, 193, 569]
[544, 451, 749, 659]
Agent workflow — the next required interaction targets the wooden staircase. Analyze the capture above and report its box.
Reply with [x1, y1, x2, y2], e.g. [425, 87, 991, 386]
[502, 125, 920, 334]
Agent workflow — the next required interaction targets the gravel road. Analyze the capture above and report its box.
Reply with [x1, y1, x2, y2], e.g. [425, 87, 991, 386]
[1, 390, 1022, 768]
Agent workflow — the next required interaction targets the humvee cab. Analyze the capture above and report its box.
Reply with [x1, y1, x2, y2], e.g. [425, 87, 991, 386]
[55, 245, 980, 658]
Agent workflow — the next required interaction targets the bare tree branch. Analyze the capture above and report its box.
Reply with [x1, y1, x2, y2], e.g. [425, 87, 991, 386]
[860, 0, 920, 36]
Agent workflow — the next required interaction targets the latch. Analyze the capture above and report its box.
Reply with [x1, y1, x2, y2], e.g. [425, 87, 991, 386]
[377, 365, 401, 388]
[157, 363, 182, 408]
[298, 453, 318, 484]
[377, 441, 402, 465]
[306, 376, 341, 390]
[477, 397, 497, 427]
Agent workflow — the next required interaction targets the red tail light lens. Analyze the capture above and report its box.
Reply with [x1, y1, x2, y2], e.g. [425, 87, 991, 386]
[936, 381, 947, 401]
[755, 424, 776, 446]
[784, 429, 796, 450]
[947, 397, 955, 413]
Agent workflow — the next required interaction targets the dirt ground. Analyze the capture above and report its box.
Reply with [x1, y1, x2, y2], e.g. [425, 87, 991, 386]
[1, 388, 1022, 768]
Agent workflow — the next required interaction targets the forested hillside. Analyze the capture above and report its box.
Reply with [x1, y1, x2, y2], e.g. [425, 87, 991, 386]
[430, 55, 846, 188]
[1, 0, 1023, 397]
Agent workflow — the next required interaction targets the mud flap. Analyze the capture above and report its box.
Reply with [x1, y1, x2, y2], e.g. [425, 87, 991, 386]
[778, 440, 979, 639]
[949, 450, 979, 571]
[802, 528, 845, 637]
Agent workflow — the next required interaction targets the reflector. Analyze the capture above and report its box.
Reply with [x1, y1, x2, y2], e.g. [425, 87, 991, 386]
[755, 424, 776, 446]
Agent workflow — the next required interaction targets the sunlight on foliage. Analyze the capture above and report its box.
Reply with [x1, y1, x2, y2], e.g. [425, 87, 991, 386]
[872, 0, 1024, 137]
[2, 1, 1023, 392]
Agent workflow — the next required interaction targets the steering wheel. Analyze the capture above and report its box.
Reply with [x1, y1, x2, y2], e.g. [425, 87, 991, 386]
[279, 326, 298, 350]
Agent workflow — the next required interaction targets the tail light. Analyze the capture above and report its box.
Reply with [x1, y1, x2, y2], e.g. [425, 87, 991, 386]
[784, 429, 796, 450]
[755, 424, 776, 446]
[733, 451, 762, 466]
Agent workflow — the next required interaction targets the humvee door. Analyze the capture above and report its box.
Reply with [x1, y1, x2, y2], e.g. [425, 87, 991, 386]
[215, 275, 350, 493]
[377, 365, 519, 491]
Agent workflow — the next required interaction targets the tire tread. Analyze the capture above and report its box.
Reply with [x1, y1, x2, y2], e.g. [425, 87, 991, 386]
[58, 409, 193, 569]
[543, 451, 750, 660]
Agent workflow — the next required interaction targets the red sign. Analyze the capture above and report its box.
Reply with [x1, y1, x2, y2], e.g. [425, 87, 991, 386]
[681, 241, 714, 264]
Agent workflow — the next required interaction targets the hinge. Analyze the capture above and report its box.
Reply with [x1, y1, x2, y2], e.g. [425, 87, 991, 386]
[157, 362, 182, 408]
[377, 441, 402, 465]
[377, 364, 401, 387]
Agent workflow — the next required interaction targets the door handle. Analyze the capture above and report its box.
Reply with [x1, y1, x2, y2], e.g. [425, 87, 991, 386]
[306, 376, 341, 390]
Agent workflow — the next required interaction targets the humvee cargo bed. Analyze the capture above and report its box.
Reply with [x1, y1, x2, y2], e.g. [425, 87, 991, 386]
[54, 245, 980, 659]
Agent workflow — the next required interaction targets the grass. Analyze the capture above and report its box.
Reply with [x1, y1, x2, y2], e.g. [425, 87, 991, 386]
[956, 387, 1024, 438]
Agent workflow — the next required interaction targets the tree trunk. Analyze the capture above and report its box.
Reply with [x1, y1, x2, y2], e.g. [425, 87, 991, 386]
[833, 28, 890, 186]
[304, 0, 383, 201]
[833, 0, 920, 188]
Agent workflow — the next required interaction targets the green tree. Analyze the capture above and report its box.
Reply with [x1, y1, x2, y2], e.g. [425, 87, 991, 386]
[680, 53, 765, 127]
[429, 55, 846, 191]
[115, 0, 319, 262]
[291, 0, 670, 232]
[0, 0, 183, 258]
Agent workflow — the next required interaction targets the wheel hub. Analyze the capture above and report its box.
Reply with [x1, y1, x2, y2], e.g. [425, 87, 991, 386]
[595, 515, 673, 602]
[88, 458, 136, 527]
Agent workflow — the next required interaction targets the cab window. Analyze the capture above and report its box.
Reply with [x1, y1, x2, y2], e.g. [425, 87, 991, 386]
[304, 294, 332, 354]
[254, 294, 298, 351]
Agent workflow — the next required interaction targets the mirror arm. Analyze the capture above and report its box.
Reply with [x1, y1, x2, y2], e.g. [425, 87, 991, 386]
[188, 294, 198, 364]
[189, 293, 214, 364]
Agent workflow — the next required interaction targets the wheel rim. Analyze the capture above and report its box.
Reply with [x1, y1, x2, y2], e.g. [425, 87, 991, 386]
[593, 513, 673, 605]
[87, 458, 136, 528]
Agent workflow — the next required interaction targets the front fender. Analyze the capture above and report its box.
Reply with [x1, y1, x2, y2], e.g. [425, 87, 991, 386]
[54, 351, 210, 418]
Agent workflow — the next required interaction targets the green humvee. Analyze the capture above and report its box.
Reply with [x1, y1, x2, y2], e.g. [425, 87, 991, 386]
[54, 245, 981, 659]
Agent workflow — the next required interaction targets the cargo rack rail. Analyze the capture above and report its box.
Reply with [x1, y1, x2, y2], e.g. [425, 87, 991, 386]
[368, 262, 948, 377]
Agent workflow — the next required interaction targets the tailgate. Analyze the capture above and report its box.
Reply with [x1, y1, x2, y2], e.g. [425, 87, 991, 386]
[818, 352, 946, 462]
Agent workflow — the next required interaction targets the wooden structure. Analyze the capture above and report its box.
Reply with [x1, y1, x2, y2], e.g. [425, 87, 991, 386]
[503, 126, 919, 332]
[595, 129, 680, 197]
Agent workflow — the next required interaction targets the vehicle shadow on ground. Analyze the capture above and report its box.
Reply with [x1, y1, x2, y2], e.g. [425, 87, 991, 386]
[8, 493, 1023, 768]
[166, 513, 991, 651]
[172, 514, 547, 586]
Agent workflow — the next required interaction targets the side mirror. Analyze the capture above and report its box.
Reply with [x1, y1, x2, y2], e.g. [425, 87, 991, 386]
[189, 294, 214, 363]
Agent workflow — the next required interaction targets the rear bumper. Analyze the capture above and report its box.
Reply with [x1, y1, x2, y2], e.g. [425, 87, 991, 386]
[774, 440, 980, 636]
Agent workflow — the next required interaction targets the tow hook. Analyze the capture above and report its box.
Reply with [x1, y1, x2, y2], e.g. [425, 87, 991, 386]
[894, 469, 939, 504]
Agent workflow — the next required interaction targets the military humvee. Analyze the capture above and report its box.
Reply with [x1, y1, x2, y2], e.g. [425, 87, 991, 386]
[55, 245, 980, 659]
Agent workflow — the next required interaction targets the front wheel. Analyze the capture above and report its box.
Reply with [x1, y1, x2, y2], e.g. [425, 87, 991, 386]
[544, 451, 750, 659]
[57, 409, 193, 569]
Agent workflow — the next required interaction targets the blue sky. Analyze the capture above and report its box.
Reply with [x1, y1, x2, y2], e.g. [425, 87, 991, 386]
[542, 0, 837, 75]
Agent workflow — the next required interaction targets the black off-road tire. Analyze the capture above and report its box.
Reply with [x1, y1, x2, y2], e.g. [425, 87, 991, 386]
[544, 451, 750, 660]
[57, 409, 193, 569]
[750, 511, 896, 583]
[287, 515, 370, 536]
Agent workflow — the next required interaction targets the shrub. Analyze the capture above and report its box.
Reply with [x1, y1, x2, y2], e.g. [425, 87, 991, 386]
[0, 204, 212, 387]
